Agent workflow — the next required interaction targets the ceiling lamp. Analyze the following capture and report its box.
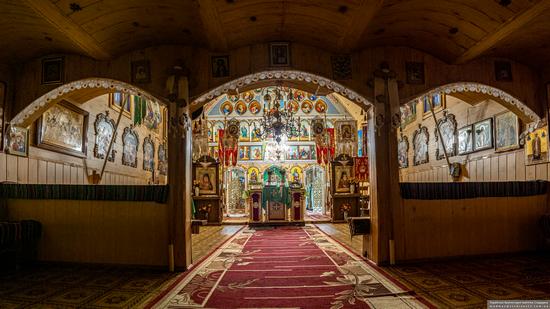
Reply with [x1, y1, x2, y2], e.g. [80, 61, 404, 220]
[254, 84, 300, 144]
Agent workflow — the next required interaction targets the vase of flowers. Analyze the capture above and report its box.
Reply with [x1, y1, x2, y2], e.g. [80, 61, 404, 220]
[340, 203, 352, 220]
[193, 180, 200, 196]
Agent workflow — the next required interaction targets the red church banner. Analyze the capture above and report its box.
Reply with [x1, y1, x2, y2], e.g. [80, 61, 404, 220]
[355, 156, 369, 181]
[218, 129, 238, 166]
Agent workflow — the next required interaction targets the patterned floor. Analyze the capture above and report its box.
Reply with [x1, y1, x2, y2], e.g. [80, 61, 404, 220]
[1, 224, 550, 308]
[384, 255, 550, 308]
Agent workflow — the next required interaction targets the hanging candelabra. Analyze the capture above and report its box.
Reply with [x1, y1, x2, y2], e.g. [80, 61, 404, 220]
[253, 83, 300, 144]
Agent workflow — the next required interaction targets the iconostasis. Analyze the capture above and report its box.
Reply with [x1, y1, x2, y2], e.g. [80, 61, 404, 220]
[203, 86, 357, 165]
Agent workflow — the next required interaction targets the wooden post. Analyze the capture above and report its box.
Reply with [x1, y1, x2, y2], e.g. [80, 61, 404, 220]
[167, 76, 192, 270]
[365, 65, 401, 265]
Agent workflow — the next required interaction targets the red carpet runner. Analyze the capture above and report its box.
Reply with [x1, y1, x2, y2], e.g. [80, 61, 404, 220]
[149, 226, 432, 308]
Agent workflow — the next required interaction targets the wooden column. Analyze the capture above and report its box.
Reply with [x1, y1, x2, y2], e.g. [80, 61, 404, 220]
[365, 66, 401, 264]
[167, 76, 192, 270]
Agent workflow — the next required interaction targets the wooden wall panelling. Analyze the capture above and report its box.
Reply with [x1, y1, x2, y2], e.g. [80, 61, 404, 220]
[6, 154, 17, 182]
[0, 153, 6, 182]
[396, 194, 547, 261]
[7, 199, 168, 266]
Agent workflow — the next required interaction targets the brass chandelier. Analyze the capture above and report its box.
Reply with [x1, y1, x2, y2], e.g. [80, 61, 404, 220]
[253, 84, 300, 144]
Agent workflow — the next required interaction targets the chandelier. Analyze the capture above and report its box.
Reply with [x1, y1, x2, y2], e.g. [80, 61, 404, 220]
[253, 84, 300, 144]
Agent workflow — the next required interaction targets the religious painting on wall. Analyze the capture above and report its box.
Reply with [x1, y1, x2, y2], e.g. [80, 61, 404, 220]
[248, 167, 261, 184]
[131, 60, 151, 84]
[457, 125, 473, 155]
[143, 100, 162, 133]
[269, 42, 290, 66]
[238, 146, 250, 160]
[243, 91, 254, 103]
[290, 166, 303, 183]
[250, 121, 261, 141]
[301, 100, 313, 114]
[334, 165, 352, 193]
[331, 54, 352, 80]
[287, 146, 299, 160]
[405, 62, 425, 84]
[249, 101, 261, 114]
[400, 100, 417, 127]
[235, 100, 247, 115]
[220, 102, 233, 115]
[211, 55, 230, 78]
[473, 118, 493, 152]
[250, 145, 263, 160]
[298, 145, 312, 160]
[412, 125, 429, 165]
[423, 92, 446, 117]
[314, 100, 327, 113]
[300, 120, 310, 141]
[289, 100, 299, 113]
[398, 135, 409, 169]
[495, 61, 512, 82]
[196, 166, 217, 195]
[93, 112, 116, 162]
[122, 127, 139, 167]
[37, 101, 89, 158]
[6, 126, 28, 157]
[239, 121, 249, 142]
[495, 111, 519, 152]
[435, 112, 457, 160]
[525, 126, 548, 165]
[336, 120, 357, 143]
[41, 57, 64, 84]
[158, 143, 167, 175]
[143, 135, 155, 172]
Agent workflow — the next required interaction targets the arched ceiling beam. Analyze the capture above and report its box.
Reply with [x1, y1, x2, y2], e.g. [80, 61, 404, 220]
[338, 0, 384, 52]
[22, 0, 110, 60]
[198, 0, 228, 51]
[454, 0, 550, 64]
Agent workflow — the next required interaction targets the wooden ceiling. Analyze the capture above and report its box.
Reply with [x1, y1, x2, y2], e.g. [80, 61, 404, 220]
[2, 0, 550, 67]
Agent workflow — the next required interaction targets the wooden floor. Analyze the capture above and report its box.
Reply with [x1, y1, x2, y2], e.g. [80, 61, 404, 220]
[1, 224, 550, 308]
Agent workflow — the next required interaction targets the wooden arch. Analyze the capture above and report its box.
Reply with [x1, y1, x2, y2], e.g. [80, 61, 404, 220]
[10, 78, 165, 127]
[191, 70, 373, 108]
[407, 82, 541, 123]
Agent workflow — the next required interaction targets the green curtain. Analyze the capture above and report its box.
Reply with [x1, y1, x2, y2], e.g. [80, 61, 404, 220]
[262, 186, 291, 209]
[133, 96, 147, 126]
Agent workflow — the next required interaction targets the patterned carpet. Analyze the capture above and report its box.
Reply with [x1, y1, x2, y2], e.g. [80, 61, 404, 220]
[0, 264, 178, 308]
[2, 224, 550, 308]
[148, 225, 432, 308]
[384, 254, 550, 308]
[305, 213, 332, 222]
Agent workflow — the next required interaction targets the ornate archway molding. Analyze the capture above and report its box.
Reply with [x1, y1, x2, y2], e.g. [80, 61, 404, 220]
[191, 70, 372, 107]
[11, 78, 164, 126]
[407, 82, 540, 122]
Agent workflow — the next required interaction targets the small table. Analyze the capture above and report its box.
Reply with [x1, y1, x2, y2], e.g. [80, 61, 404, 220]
[191, 220, 208, 234]
[347, 216, 371, 238]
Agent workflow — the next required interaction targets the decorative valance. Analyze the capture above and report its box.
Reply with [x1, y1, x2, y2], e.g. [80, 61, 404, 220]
[0, 184, 169, 203]
[400, 181, 547, 200]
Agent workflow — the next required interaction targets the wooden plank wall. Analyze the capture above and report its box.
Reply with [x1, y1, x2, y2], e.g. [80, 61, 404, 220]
[399, 96, 545, 182]
[394, 194, 548, 261]
[7, 199, 168, 266]
[2, 94, 167, 185]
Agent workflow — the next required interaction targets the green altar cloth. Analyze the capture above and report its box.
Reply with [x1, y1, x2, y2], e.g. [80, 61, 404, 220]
[262, 186, 291, 209]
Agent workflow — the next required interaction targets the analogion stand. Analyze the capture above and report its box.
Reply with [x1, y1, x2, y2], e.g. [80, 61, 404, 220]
[248, 186, 305, 227]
